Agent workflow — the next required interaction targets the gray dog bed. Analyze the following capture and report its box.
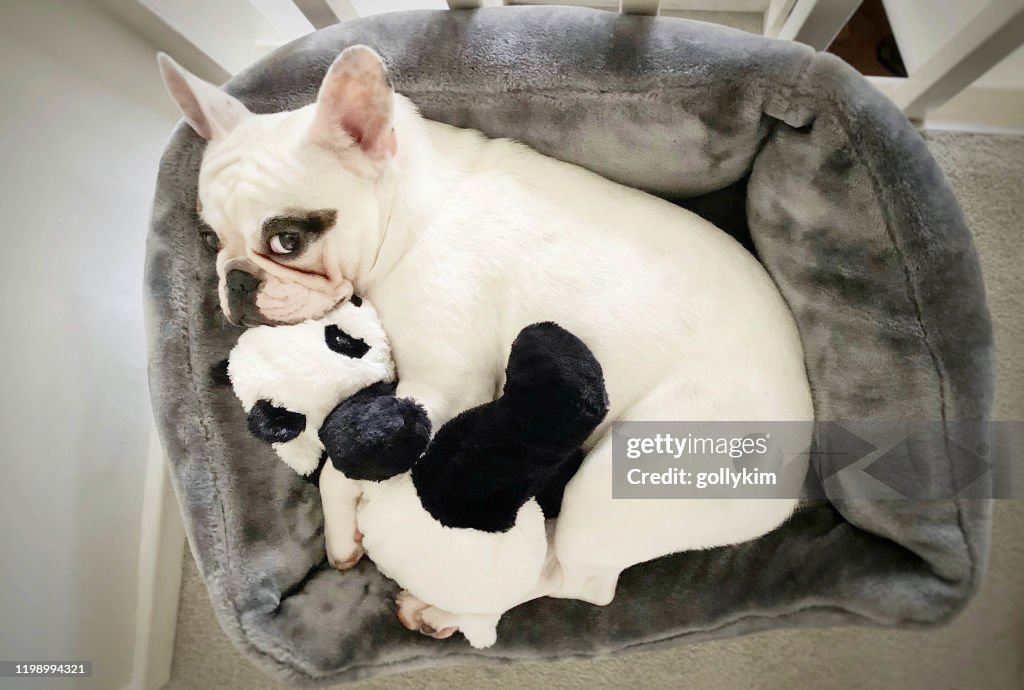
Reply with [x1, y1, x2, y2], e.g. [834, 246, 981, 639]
[146, 6, 994, 686]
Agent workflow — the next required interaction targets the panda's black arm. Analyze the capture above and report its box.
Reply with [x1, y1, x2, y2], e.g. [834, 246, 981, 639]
[318, 382, 431, 482]
[533, 448, 585, 519]
[410, 403, 592, 532]
[502, 322, 609, 446]
[411, 322, 609, 532]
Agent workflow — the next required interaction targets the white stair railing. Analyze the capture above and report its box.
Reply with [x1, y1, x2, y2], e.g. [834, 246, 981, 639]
[767, 0, 862, 50]
[890, 0, 1024, 120]
[98, 0, 1024, 129]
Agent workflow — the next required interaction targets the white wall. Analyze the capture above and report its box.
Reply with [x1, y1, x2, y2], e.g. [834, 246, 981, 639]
[0, 2, 178, 688]
[882, 0, 1024, 90]
[976, 44, 1024, 90]
[143, 0, 305, 73]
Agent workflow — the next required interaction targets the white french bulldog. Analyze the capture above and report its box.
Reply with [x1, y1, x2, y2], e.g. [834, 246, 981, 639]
[159, 45, 812, 633]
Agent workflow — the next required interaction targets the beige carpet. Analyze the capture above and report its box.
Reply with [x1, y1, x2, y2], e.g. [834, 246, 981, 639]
[168, 131, 1024, 690]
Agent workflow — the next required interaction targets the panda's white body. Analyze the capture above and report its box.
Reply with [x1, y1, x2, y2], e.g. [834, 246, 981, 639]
[229, 300, 553, 647]
[357, 472, 547, 647]
[228, 300, 395, 569]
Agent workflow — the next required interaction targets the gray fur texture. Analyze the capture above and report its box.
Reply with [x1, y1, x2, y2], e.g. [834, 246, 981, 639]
[145, 7, 994, 686]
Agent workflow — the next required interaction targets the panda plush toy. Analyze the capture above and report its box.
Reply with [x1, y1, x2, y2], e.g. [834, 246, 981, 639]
[226, 297, 608, 648]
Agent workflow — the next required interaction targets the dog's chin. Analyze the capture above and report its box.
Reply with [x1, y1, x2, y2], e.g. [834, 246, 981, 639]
[249, 285, 352, 326]
[220, 275, 354, 327]
[262, 305, 334, 326]
[223, 299, 350, 328]
[221, 305, 266, 328]
[238, 313, 265, 328]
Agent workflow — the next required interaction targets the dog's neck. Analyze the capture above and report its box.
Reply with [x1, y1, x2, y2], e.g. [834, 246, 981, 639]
[358, 96, 460, 293]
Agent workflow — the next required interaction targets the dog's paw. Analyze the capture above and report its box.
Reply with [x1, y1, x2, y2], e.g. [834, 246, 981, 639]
[395, 590, 428, 631]
[326, 541, 364, 571]
[319, 386, 430, 482]
[325, 526, 364, 571]
[419, 607, 459, 640]
[395, 591, 458, 639]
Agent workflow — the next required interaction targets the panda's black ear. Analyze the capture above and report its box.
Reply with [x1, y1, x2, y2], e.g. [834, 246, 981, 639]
[349, 294, 362, 307]
[209, 359, 231, 386]
[247, 399, 305, 443]
[325, 324, 369, 358]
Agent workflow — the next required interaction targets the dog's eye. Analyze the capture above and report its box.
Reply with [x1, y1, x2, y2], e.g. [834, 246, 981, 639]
[269, 232, 301, 255]
[200, 230, 220, 253]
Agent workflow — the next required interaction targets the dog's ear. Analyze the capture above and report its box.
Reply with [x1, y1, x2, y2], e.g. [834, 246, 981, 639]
[310, 45, 396, 164]
[157, 53, 250, 141]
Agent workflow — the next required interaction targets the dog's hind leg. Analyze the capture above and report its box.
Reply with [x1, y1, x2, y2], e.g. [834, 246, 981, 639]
[415, 606, 502, 649]
[394, 529, 565, 645]
[548, 561, 620, 606]
[547, 432, 625, 605]
[552, 377, 808, 606]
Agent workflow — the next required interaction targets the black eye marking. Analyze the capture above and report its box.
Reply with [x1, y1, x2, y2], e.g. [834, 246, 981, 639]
[247, 399, 306, 443]
[260, 209, 337, 261]
[209, 359, 231, 386]
[325, 324, 370, 359]
[349, 294, 363, 307]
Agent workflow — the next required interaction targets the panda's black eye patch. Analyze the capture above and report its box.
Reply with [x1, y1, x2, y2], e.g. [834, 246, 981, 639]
[325, 324, 369, 359]
[247, 399, 306, 443]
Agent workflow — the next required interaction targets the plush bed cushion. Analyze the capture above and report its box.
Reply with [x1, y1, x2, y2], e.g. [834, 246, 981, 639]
[145, 6, 994, 686]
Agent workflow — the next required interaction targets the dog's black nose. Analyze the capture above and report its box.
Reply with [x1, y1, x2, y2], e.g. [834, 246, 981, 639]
[227, 269, 261, 297]
[226, 269, 263, 327]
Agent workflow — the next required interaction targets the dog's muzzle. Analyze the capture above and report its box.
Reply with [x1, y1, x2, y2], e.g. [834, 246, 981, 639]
[224, 259, 265, 327]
